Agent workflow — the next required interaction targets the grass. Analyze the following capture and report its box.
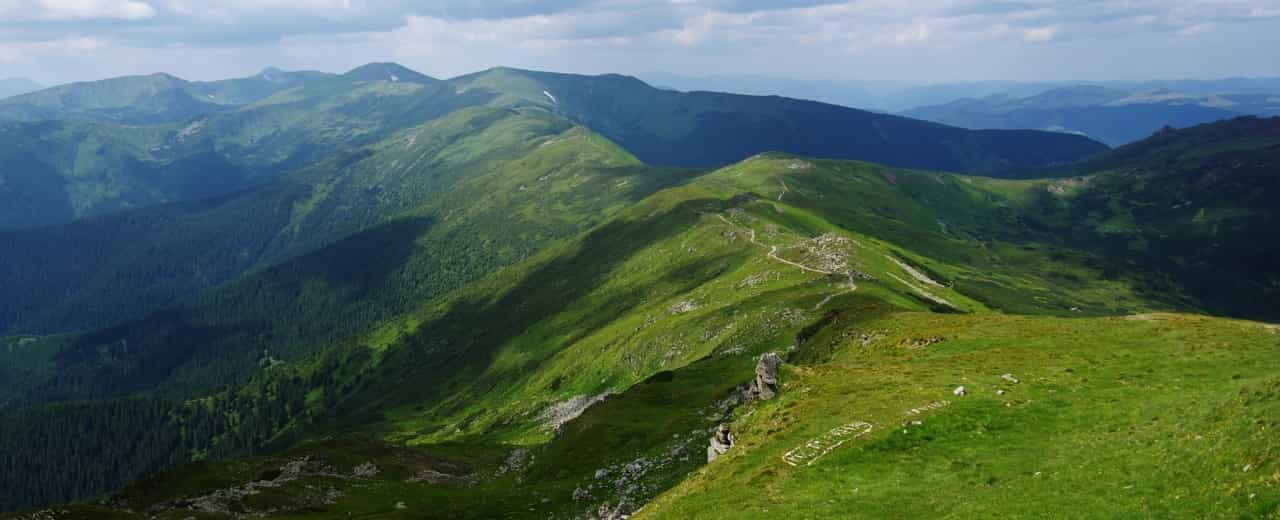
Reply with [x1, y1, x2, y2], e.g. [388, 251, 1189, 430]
[643, 312, 1280, 519]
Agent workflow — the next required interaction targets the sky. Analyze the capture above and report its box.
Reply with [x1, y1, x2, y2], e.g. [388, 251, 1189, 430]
[2, 0, 1280, 85]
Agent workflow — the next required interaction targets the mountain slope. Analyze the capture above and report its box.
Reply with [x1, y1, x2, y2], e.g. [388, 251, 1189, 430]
[0, 106, 688, 338]
[452, 68, 1109, 172]
[6, 138, 1276, 517]
[2, 85, 1278, 519]
[0, 146, 1191, 514]
[0, 65, 477, 228]
[1013, 116, 1280, 320]
[0, 64, 1108, 229]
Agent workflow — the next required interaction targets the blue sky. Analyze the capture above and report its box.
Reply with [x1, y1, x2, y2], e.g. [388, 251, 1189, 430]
[2, 0, 1279, 84]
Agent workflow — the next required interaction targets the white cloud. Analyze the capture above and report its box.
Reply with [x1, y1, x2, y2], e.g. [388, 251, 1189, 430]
[1022, 25, 1058, 42]
[892, 20, 932, 45]
[35, 0, 155, 20]
[1177, 22, 1214, 36]
[2, 0, 1280, 83]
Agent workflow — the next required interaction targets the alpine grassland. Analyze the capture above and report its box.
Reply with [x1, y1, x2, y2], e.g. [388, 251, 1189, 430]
[1, 64, 1276, 519]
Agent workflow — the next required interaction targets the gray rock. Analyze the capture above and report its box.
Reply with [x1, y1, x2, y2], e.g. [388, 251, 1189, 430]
[707, 423, 735, 462]
[749, 352, 783, 400]
[1001, 373, 1020, 384]
[352, 461, 380, 478]
[954, 386, 967, 396]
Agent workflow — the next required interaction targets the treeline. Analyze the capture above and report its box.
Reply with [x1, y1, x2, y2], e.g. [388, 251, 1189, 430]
[0, 367, 333, 512]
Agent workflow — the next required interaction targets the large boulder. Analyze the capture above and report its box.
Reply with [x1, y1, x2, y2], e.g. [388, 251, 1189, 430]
[749, 353, 783, 400]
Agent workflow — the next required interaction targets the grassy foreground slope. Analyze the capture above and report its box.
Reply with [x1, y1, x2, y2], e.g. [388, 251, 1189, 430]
[644, 312, 1280, 519]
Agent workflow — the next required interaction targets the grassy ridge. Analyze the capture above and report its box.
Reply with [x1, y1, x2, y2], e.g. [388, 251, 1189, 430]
[1, 109, 693, 407]
[452, 67, 1109, 172]
[0, 70, 478, 228]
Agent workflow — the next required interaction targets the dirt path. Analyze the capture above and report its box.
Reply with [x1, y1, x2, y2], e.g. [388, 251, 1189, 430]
[778, 180, 790, 202]
[717, 215, 830, 275]
[716, 215, 857, 308]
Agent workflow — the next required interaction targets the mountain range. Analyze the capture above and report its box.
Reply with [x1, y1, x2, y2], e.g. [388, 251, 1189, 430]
[0, 65, 1103, 230]
[645, 72, 1280, 113]
[904, 85, 1280, 146]
[1, 63, 1277, 519]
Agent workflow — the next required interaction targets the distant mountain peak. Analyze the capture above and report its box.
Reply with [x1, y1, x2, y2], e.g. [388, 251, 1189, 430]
[257, 66, 287, 79]
[343, 62, 436, 84]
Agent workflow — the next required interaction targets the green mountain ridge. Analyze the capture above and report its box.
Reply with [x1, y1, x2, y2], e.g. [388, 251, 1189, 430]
[1, 63, 1113, 335]
[0, 63, 1109, 229]
[3, 117, 1277, 516]
[455, 67, 1108, 172]
[0, 69, 329, 124]
[1, 64, 1277, 518]
[0, 65, 486, 228]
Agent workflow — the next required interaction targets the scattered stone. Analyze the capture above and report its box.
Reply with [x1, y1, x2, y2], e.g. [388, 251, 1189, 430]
[352, 462, 380, 478]
[407, 469, 476, 487]
[954, 386, 968, 396]
[1001, 374, 1021, 384]
[539, 393, 611, 433]
[395, 502, 407, 510]
[596, 501, 632, 520]
[573, 486, 593, 502]
[997, 389, 1007, 396]
[495, 448, 530, 477]
[1243, 463, 1255, 473]
[707, 423, 735, 462]
[669, 299, 699, 314]
[594, 468, 610, 479]
[155, 455, 342, 516]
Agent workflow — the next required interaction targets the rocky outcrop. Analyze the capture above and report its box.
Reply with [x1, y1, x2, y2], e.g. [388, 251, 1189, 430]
[707, 353, 784, 463]
[748, 352, 783, 401]
[540, 393, 612, 434]
[706, 423, 735, 463]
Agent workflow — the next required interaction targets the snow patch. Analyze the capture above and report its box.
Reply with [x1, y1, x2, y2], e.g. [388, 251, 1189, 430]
[543, 90, 558, 104]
